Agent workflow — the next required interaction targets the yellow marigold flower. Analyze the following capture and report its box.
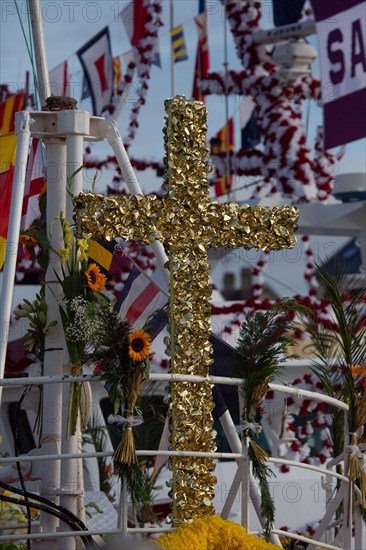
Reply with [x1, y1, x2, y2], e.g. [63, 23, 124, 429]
[57, 246, 70, 264]
[156, 516, 281, 550]
[129, 329, 151, 361]
[77, 239, 89, 263]
[85, 263, 107, 292]
[19, 233, 38, 248]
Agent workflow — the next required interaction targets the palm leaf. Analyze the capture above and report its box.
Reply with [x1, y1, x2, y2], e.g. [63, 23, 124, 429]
[305, 262, 366, 445]
[236, 299, 310, 414]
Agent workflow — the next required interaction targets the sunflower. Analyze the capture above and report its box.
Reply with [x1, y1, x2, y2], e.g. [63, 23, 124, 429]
[85, 263, 107, 292]
[129, 329, 151, 361]
[19, 233, 38, 248]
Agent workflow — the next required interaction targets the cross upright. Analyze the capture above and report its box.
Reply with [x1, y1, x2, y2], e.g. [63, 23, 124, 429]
[75, 96, 298, 523]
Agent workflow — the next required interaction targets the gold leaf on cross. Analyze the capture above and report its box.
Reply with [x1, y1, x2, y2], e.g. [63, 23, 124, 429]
[75, 96, 298, 523]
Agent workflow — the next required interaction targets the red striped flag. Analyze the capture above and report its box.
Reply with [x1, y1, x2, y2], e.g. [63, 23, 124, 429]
[116, 265, 168, 329]
[21, 138, 45, 231]
[192, 0, 210, 102]
[121, 1, 149, 52]
[0, 91, 25, 135]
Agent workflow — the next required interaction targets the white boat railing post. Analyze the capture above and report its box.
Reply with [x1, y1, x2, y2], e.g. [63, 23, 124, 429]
[343, 413, 352, 550]
[59, 109, 91, 548]
[117, 480, 128, 536]
[34, 134, 67, 550]
[65, 110, 90, 219]
[241, 436, 250, 530]
[358, 202, 366, 273]
[218, 410, 282, 547]
[0, 111, 31, 406]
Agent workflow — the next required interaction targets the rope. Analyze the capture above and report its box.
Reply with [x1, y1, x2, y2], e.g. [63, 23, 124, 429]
[13, 0, 40, 110]
[14, 0, 47, 174]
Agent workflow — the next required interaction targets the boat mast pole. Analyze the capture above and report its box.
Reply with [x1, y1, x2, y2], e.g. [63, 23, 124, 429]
[0, 114, 31, 406]
[28, 2, 69, 547]
[223, 4, 231, 200]
[28, 0, 51, 105]
[170, 0, 176, 96]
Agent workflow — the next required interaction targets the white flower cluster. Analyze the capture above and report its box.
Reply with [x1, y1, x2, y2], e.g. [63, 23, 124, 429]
[65, 297, 110, 348]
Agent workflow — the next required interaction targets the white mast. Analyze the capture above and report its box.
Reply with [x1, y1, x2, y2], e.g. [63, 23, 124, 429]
[27, 2, 80, 547]
[0, 114, 31, 405]
[28, 0, 51, 105]
[170, 0, 176, 96]
[223, 6, 231, 199]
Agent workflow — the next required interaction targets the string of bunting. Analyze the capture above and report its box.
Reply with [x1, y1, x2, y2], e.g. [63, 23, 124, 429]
[83, 0, 338, 204]
[264, 373, 334, 472]
[251, 250, 270, 300]
[120, 0, 163, 148]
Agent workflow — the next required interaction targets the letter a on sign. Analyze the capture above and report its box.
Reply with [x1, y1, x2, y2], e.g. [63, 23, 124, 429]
[77, 27, 114, 116]
[311, 0, 366, 148]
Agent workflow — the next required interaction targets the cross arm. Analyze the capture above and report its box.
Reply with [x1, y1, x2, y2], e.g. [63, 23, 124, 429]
[74, 192, 162, 243]
[206, 202, 298, 250]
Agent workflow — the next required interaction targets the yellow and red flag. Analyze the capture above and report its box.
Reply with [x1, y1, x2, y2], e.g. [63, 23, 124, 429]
[213, 118, 235, 198]
[0, 91, 25, 135]
[113, 55, 123, 90]
[0, 133, 17, 267]
[0, 90, 25, 267]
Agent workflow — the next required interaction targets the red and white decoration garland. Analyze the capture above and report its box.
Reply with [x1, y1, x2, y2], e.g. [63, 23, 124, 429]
[301, 235, 318, 298]
[201, 0, 333, 203]
[264, 373, 334, 472]
[109, 0, 163, 151]
[87, 0, 337, 206]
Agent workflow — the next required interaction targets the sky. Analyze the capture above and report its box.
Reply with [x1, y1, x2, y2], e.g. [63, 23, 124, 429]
[0, 0, 365, 299]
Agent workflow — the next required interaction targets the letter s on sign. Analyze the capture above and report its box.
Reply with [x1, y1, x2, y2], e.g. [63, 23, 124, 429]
[328, 28, 345, 85]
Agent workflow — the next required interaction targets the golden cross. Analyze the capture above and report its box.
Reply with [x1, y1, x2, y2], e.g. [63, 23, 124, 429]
[75, 96, 298, 523]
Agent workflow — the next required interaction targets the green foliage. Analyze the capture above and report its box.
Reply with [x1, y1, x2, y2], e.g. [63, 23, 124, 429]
[248, 444, 275, 540]
[85, 501, 103, 519]
[133, 382, 167, 462]
[235, 298, 309, 541]
[0, 544, 27, 550]
[19, 186, 48, 271]
[78, 301, 131, 378]
[236, 299, 309, 415]
[13, 288, 57, 363]
[305, 264, 366, 453]
[84, 420, 115, 501]
[113, 462, 155, 523]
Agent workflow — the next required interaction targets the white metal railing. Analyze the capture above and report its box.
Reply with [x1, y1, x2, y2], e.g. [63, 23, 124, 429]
[0, 372, 351, 411]
[0, 370, 357, 549]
